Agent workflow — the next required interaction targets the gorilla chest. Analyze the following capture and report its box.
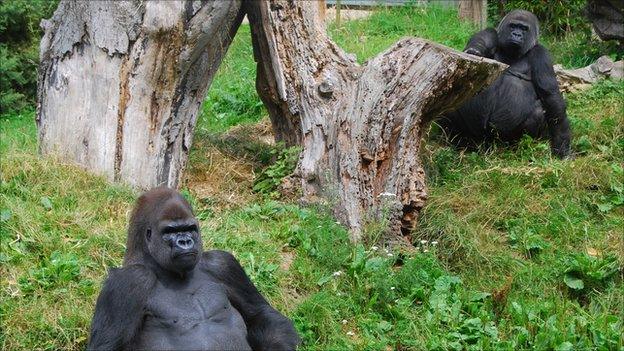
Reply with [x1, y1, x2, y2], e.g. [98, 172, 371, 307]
[488, 58, 538, 109]
[136, 278, 250, 350]
[504, 59, 532, 81]
[146, 280, 234, 323]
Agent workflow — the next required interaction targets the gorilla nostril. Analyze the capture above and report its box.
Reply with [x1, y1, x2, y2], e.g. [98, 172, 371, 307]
[176, 237, 194, 249]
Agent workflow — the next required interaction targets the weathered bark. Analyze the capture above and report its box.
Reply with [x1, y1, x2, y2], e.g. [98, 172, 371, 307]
[37, 0, 244, 189]
[459, 0, 488, 30]
[246, 1, 506, 242]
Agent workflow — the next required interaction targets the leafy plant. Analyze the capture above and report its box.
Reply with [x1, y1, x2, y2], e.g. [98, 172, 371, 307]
[562, 253, 620, 293]
[18, 251, 85, 295]
[253, 144, 301, 198]
[0, 0, 59, 115]
[504, 220, 549, 258]
[595, 168, 624, 213]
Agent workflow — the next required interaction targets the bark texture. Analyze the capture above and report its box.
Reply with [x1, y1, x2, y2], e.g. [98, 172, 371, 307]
[37, 0, 243, 189]
[246, 1, 506, 242]
[459, 0, 488, 30]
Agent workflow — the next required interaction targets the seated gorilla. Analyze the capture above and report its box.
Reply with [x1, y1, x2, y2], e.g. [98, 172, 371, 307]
[439, 9, 571, 158]
[88, 187, 300, 350]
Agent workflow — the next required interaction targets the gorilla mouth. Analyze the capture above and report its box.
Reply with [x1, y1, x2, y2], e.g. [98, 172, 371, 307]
[173, 251, 198, 259]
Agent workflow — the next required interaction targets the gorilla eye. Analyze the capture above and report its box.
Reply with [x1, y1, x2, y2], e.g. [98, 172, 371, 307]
[146, 228, 152, 240]
[162, 224, 198, 233]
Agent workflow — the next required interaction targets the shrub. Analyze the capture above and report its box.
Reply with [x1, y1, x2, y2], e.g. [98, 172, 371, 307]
[487, 0, 588, 36]
[0, 0, 58, 115]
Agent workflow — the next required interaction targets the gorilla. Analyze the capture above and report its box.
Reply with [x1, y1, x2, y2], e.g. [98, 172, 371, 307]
[440, 10, 571, 158]
[88, 187, 300, 350]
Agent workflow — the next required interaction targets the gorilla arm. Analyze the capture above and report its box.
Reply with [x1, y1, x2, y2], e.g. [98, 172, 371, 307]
[529, 44, 571, 158]
[464, 28, 498, 58]
[201, 250, 301, 351]
[87, 265, 156, 351]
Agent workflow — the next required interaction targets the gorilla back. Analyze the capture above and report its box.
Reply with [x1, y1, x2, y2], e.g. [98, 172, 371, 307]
[440, 10, 571, 158]
[88, 188, 300, 351]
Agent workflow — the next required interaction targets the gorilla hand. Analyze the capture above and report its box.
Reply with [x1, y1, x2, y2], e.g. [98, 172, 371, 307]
[465, 47, 483, 56]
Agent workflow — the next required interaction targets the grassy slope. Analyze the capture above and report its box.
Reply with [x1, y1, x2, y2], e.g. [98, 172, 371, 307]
[1, 5, 623, 351]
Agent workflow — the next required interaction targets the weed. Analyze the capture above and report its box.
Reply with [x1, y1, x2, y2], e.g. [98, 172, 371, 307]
[562, 253, 620, 294]
[253, 144, 301, 198]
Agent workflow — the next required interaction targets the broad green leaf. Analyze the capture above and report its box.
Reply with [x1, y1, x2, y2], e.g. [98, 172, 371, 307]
[564, 274, 584, 290]
[0, 209, 11, 222]
[40, 197, 52, 210]
[597, 202, 613, 213]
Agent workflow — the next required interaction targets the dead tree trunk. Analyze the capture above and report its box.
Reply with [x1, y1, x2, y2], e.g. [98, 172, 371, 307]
[459, 0, 488, 30]
[247, 1, 505, 243]
[37, 0, 243, 189]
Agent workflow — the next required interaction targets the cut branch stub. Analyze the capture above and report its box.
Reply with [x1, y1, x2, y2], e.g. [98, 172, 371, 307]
[37, 0, 244, 189]
[247, 0, 506, 242]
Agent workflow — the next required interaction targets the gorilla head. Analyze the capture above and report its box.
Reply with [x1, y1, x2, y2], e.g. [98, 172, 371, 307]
[497, 9, 539, 57]
[124, 188, 203, 275]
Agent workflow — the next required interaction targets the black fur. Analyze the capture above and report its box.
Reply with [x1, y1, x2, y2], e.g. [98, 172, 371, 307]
[440, 10, 571, 158]
[88, 188, 300, 350]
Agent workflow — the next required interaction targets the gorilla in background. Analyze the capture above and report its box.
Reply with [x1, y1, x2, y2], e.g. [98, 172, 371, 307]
[440, 10, 571, 158]
[88, 188, 300, 350]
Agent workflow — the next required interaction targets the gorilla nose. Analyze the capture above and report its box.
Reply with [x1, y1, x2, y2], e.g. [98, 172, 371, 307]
[175, 236, 194, 250]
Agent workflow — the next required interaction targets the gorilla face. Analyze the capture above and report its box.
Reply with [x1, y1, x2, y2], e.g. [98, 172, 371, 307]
[497, 10, 539, 57]
[506, 21, 529, 47]
[146, 198, 203, 274]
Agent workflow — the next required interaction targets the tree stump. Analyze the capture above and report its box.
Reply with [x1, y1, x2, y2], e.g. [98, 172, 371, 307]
[246, 0, 506, 242]
[37, 0, 244, 189]
[459, 0, 488, 30]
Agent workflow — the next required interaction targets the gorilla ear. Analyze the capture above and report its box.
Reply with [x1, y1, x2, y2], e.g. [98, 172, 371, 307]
[146, 228, 152, 241]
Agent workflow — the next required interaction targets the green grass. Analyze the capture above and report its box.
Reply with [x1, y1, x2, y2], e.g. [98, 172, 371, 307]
[2, 5, 623, 351]
[197, 25, 265, 134]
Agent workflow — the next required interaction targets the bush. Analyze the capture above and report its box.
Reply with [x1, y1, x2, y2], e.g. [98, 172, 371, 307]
[0, 0, 58, 115]
[487, 0, 588, 36]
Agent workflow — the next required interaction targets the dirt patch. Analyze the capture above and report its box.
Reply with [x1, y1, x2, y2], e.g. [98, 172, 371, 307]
[225, 118, 275, 147]
[185, 144, 257, 209]
[280, 250, 295, 271]
[325, 9, 372, 22]
[185, 119, 276, 209]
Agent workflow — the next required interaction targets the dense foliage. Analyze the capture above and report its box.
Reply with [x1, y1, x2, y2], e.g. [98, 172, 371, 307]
[0, 0, 57, 115]
[487, 0, 587, 35]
